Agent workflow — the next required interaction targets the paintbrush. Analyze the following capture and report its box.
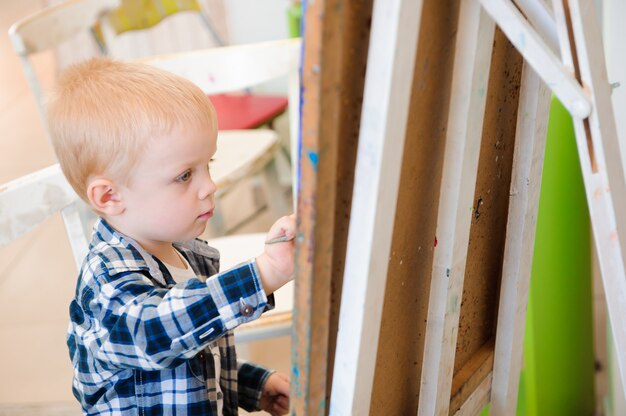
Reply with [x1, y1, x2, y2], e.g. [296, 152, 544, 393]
[264, 235, 295, 245]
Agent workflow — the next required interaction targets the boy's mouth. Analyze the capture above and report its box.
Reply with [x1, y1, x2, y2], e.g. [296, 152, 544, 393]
[198, 209, 214, 220]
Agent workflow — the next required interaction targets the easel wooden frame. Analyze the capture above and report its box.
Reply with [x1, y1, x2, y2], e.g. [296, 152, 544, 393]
[417, 2, 495, 413]
[484, 0, 626, 414]
[290, 0, 373, 414]
[328, 0, 425, 414]
[294, 0, 626, 414]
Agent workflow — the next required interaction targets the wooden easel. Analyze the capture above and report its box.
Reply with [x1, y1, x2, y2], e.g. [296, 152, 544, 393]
[483, 1, 626, 414]
[292, 0, 624, 414]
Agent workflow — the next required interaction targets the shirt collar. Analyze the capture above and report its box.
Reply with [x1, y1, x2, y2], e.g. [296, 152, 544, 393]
[90, 218, 220, 286]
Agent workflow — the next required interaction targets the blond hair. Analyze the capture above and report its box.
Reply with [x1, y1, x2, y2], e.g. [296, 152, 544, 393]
[47, 57, 216, 201]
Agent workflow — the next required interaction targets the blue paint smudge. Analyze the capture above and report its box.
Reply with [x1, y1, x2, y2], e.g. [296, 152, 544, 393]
[307, 150, 319, 171]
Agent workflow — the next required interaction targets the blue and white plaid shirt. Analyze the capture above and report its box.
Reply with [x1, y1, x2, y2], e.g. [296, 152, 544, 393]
[67, 218, 275, 415]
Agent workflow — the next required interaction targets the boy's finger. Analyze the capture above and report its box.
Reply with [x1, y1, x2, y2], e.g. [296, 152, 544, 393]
[276, 395, 289, 408]
[273, 402, 288, 414]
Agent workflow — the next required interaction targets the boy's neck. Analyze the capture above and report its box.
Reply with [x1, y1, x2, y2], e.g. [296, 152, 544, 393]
[155, 246, 187, 269]
[103, 217, 186, 269]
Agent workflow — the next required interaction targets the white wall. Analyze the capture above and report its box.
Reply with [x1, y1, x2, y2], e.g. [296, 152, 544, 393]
[223, 0, 293, 95]
[223, 0, 291, 45]
[603, 0, 626, 174]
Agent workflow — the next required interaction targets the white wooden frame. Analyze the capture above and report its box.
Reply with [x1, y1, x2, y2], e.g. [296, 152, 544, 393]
[328, 0, 424, 414]
[490, 63, 551, 414]
[328, 0, 626, 413]
[418, 1, 495, 414]
[480, 0, 626, 411]
[480, 0, 591, 119]
[513, 0, 559, 53]
[551, 0, 626, 397]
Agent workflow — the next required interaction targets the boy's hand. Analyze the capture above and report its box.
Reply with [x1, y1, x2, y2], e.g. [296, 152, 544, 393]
[256, 214, 295, 294]
[259, 372, 290, 415]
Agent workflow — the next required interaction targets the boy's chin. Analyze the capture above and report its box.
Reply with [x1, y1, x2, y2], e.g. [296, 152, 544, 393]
[186, 224, 208, 241]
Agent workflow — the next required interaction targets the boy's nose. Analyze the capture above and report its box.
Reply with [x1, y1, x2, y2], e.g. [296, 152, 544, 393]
[198, 172, 217, 200]
[198, 177, 217, 199]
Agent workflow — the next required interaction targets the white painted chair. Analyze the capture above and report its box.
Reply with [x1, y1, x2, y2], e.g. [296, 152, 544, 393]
[94, 0, 226, 59]
[0, 161, 293, 342]
[8, 0, 121, 123]
[141, 38, 302, 231]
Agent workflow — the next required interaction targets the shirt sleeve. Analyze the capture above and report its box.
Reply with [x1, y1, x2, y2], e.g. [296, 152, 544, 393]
[75, 260, 270, 371]
[237, 360, 274, 412]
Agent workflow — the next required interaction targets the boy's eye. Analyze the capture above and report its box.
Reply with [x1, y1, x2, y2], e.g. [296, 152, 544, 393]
[176, 170, 192, 183]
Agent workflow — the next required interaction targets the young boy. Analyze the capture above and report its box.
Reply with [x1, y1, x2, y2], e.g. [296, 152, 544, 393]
[47, 58, 294, 415]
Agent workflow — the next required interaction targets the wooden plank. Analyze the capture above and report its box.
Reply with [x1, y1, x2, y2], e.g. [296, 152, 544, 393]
[453, 27, 523, 378]
[369, 0, 461, 412]
[551, 0, 626, 398]
[490, 63, 551, 415]
[479, 0, 591, 118]
[454, 372, 493, 416]
[328, 0, 425, 414]
[513, 0, 559, 52]
[320, 2, 374, 409]
[418, 1, 495, 413]
[291, 0, 372, 414]
[450, 340, 495, 414]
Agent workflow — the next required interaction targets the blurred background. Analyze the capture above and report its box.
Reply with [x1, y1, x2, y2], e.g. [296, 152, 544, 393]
[0, 0, 300, 414]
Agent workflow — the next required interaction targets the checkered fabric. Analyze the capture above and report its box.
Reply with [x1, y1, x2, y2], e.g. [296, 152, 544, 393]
[67, 218, 274, 415]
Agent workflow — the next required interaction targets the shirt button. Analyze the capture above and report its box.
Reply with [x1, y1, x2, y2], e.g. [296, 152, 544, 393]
[240, 304, 254, 317]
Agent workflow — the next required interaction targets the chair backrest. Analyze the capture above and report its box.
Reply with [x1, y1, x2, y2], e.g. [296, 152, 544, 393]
[140, 38, 302, 196]
[8, 0, 120, 123]
[97, 0, 225, 59]
[0, 164, 89, 271]
[105, 0, 224, 43]
[105, 0, 204, 33]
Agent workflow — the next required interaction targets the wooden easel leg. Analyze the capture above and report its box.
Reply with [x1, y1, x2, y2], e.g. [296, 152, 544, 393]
[454, 374, 492, 416]
[490, 63, 551, 415]
[551, 0, 626, 401]
[292, 1, 372, 414]
[418, 1, 495, 414]
[328, 0, 424, 414]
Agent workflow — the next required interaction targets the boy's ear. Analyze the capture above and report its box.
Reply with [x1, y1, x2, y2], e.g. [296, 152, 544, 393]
[86, 178, 124, 216]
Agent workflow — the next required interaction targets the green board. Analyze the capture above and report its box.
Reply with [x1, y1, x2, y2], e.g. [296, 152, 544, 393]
[520, 97, 595, 414]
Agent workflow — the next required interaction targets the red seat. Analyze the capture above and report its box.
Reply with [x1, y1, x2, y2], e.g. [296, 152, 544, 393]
[209, 94, 288, 130]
